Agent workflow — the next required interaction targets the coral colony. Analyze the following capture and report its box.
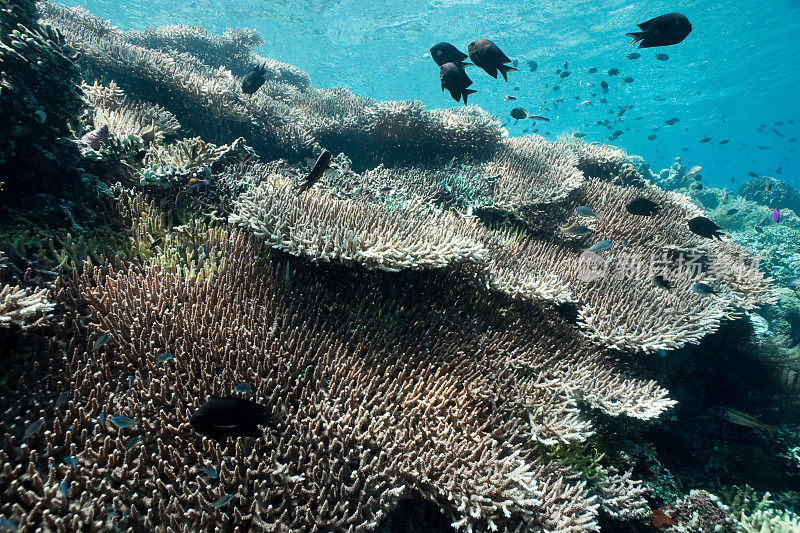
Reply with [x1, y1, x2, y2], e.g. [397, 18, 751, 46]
[1, 1, 799, 532]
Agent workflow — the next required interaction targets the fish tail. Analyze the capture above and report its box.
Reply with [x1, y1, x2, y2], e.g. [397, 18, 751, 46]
[625, 32, 645, 48]
[498, 64, 517, 81]
[462, 89, 478, 105]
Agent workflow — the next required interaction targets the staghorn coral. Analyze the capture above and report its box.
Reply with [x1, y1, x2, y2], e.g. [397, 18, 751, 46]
[558, 140, 647, 188]
[0, 225, 677, 532]
[598, 468, 649, 521]
[0, 284, 53, 329]
[229, 176, 489, 272]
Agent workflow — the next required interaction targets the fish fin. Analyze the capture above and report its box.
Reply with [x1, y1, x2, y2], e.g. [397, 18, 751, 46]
[484, 65, 499, 79]
[462, 89, 477, 105]
[625, 32, 646, 48]
[636, 16, 660, 31]
[448, 88, 460, 102]
[498, 64, 517, 81]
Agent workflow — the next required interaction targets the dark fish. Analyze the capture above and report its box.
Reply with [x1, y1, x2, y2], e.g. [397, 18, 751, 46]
[503, 95, 517, 101]
[529, 115, 549, 122]
[190, 397, 274, 439]
[608, 130, 623, 140]
[552, 85, 560, 91]
[94, 333, 111, 349]
[211, 494, 234, 509]
[241, 66, 267, 94]
[623, 77, 633, 83]
[560, 71, 570, 78]
[693, 183, 703, 190]
[124, 435, 142, 450]
[199, 465, 218, 479]
[626, 13, 692, 48]
[665, 117, 680, 126]
[467, 39, 517, 81]
[700, 136, 711, 143]
[584, 240, 612, 252]
[510, 107, 528, 120]
[156, 352, 173, 364]
[563, 61, 569, 70]
[439, 62, 477, 104]
[766, 180, 773, 192]
[608, 68, 620, 76]
[573, 132, 587, 138]
[625, 197, 660, 216]
[298, 150, 332, 193]
[588, 67, 598, 73]
[626, 52, 641, 60]
[726, 208, 738, 215]
[429, 42, 470, 67]
[600, 80, 609, 91]
[234, 383, 253, 394]
[527, 60, 538, 72]
[655, 53, 669, 61]
[648, 134, 657, 140]
[748, 171, 758, 178]
[23, 418, 44, 441]
[718, 139, 730, 145]
[688, 216, 724, 239]
[652, 275, 673, 290]
[110, 416, 138, 429]
[709, 407, 776, 432]
[55, 391, 69, 408]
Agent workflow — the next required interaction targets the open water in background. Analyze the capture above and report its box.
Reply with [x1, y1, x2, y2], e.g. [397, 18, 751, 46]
[56, 0, 800, 188]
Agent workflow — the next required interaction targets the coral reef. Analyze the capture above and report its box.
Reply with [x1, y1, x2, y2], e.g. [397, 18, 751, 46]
[0, 0, 84, 191]
[0, 283, 53, 329]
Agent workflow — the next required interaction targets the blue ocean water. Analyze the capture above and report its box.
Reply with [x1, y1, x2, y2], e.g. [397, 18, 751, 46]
[56, 0, 799, 188]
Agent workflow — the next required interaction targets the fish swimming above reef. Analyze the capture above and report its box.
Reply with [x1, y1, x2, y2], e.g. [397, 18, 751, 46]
[439, 62, 477, 104]
[575, 206, 598, 217]
[625, 197, 660, 216]
[600, 80, 609, 92]
[655, 53, 669, 61]
[297, 149, 332, 193]
[691, 282, 718, 296]
[608, 68, 620, 76]
[503, 95, 517, 101]
[773, 208, 780, 223]
[560, 224, 593, 236]
[241, 65, 267, 94]
[709, 407, 777, 433]
[467, 39, 517, 81]
[429, 42, 470, 67]
[527, 60, 538, 72]
[529, 115, 549, 122]
[627, 52, 641, 60]
[510, 107, 528, 120]
[652, 275, 673, 290]
[588, 67, 598, 73]
[626, 13, 692, 48]
[584, 240, 612, 252]
[190, 397, 274, 439]
[688, 216, 724, 239]
[684, 165, 702, 179]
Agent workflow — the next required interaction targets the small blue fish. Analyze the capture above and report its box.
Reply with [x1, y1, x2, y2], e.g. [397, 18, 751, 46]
[584, 240, 613, 252]
[0, 517, 18, 532]
[64, 456, 77, 468]
[211, 494, 233, 508]
[127, 375, 134, 391]
[575, 206, 598, 217]
[94, 333, 111, 349]
[23, 418, 45, 441]
[54, 391, 69, 408]
[691, 282, 718, 296]
[156, 352, 173, 364]
[620, 238, 628, 247]
[107, 511, 121, 519]
[124, 435, 142, 450]
[60, 480, 69, 499]
[110, 416, 138, 429]
[97, 413, 105, 425]
[234, 383, 253, 394]
[199, 466, 218, 479]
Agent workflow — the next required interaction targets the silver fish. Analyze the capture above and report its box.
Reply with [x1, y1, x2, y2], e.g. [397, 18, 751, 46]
[94, 333, 111, 349]
[23, 418, 45, 441]
[584, 240, 612, 252]
[560, 224, 593, 236]
[211, 494, 233, 508]
[110, 416, 138, 429]
[54, 391, 69, 408]
[575, 206, 598, 217]
[691, 282, 717, 296]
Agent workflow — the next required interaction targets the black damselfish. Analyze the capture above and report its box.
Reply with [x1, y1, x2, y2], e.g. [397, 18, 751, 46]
[241, 65, 267, 94]
[467, 39, 517, 81]
[440, 62, 477, 104]
[625, 197, 660, 216]
[430, 42, 470, 67]
[626, 13, 692, 49]
[298, 149, 332, 193]
[688, 216, 724, 239]
[190, 397, 274, 439]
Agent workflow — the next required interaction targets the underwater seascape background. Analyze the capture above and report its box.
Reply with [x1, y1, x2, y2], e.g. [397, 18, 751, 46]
[58, 0, 800, 188]
[3, 0, 800, 530]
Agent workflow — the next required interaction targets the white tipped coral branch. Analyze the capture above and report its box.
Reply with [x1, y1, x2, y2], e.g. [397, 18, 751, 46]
[0, 284, 54, 329]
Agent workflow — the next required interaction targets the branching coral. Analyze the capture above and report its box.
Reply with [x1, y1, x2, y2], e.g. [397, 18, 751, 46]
[0, 284, 53, 329]
[0, 226, 676, 532]
[83, 81, 180, 141]
[230, 176, 489, 272]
